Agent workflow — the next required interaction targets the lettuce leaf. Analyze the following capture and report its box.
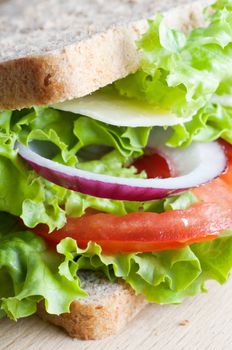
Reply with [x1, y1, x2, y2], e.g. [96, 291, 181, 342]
[1, 220, 232, 320]
[58, 230, 232, 305]
[73, 116, 151, 159]
[0, 216, 86, 320]
[168, 103, 232, 147]
[213, 0, 232, 10]
[115, 3, 232, 119]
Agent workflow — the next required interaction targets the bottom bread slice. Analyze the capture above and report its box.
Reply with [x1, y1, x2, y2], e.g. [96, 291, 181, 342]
[37, 271, 146, 340]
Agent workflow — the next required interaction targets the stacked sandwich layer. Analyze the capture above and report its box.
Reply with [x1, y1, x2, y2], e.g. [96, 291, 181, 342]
[1, 0, 232, 325]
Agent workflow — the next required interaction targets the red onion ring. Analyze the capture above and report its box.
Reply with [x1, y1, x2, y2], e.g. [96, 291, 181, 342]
[17, 137, 227, 201]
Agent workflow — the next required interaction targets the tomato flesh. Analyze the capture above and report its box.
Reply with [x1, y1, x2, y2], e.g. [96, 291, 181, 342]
[33, 142, 232, 253]
[133, 152, 171, 178]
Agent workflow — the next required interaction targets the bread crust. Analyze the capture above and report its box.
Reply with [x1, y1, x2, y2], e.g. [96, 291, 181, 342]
[0, 24, 144, 110]
[37, 281, 146, 340]
[0, 0, 211, 110]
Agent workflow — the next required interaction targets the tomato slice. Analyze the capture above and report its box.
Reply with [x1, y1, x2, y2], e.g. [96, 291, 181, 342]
[33, 142, 232, 253]
[133, 152, 171, 178]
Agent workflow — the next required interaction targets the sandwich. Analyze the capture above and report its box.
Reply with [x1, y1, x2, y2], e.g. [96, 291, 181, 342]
[1, 0, 232, 340]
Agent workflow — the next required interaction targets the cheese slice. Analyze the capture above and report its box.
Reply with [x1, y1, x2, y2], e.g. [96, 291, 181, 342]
[52, 91, 190, 127]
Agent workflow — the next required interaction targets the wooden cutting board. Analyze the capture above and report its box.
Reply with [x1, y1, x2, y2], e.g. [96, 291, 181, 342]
[1, 279, 232, 350]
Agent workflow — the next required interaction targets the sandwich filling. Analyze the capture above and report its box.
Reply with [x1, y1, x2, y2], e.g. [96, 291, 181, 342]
[1, 0, 232, 319]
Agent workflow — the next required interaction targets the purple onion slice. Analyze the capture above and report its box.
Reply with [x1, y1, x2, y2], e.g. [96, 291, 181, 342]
[17, 137, 227, 201]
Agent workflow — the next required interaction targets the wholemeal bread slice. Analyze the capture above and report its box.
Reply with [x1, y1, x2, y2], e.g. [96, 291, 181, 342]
[37, 271, 146, 340]
[0, 0, 211, 110]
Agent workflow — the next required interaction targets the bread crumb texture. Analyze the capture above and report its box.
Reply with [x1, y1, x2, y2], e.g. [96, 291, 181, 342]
[179, 319, 190, 326]
[0, 0, 211, 109]
[37, 272, 146, 340]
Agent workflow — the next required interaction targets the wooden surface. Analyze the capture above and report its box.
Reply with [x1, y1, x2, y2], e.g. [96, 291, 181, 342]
[1, 279, 232, 350]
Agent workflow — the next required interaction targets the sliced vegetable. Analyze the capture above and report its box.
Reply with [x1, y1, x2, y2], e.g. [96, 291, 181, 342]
[133, 152, 172, 178]
[33, 143, 232, 253]
[17, 136, 226, 201]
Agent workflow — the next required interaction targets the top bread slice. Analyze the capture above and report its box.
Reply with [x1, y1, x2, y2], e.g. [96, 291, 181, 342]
[0, 0, 212, 110]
